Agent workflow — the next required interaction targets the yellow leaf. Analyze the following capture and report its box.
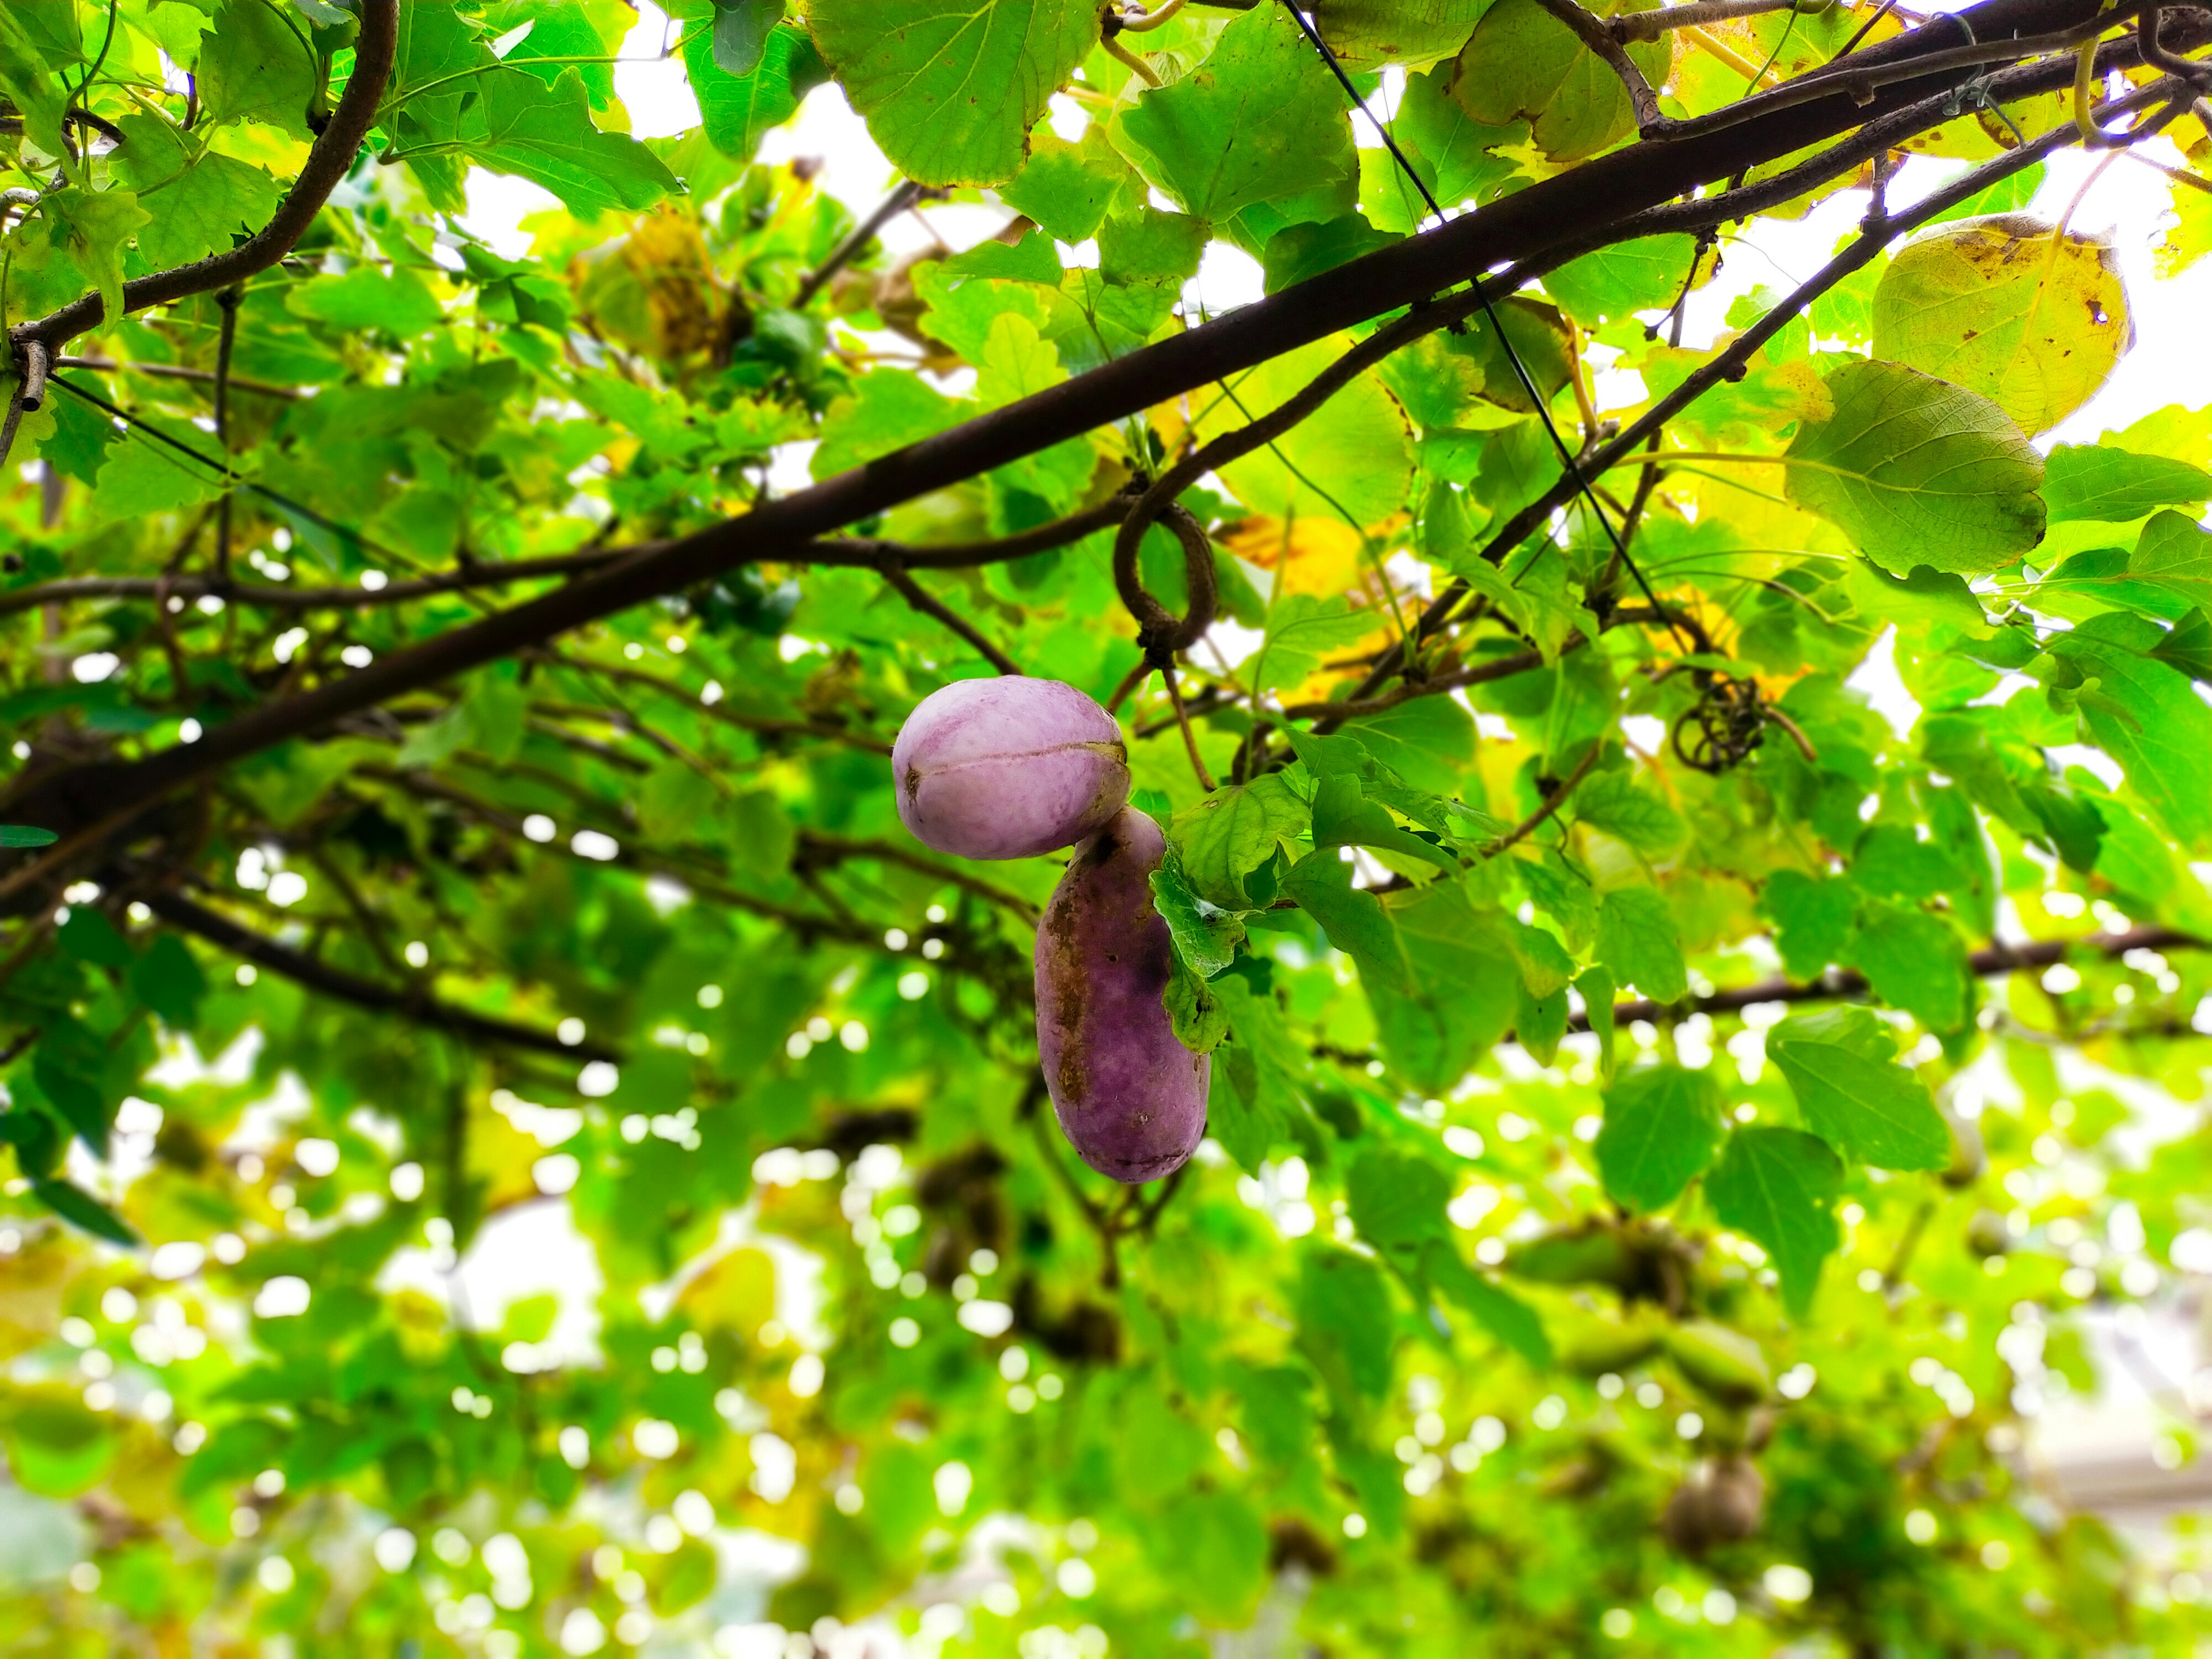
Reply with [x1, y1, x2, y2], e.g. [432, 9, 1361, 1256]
[1872, 214, 2131, 436]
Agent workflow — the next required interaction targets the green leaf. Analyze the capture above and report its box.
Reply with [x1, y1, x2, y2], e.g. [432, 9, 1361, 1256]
[1250, 593, 1387, 698]
[1169, 774, 1310, 909]
[1783, 359, 2046, 576]
[1515, 976, 1567, 1066]
[1346, 1146, 1451, 1262]
[468, 67, 681, 217]
[1594, 1062, 1724, 1213]
[43, 188, 151, 332]
[639, 760, 720, 846]
[287, 266, 446, 335]
[1850, 904, 1972, 1035]
[58, 908, 132, 972]
[200, 0, 321, 139]
[1163, 952, 1230, 1055]
[1595, 885, 1685, 1004]
[31, 1179, 139, 1247]
[714, 0, 783, 77]
[1113, 3, 1357, 221]
[112, 113, 287, 271]
[1573, 770, 1685, 858]
[1196, 336, 1414, 527]
[1369, 882, 1520, 1091]
[1003, 125, 1131, 244]
[1423, 1239, 1552, 1368]
[683, 21, 827, 160]
[33, 1018, 113, 1157]
[808, 0, 1097, 187]
[1449, 0, 1671, 164]
[1308, 773, 1459, 878]
[1285, 850, 1408, 993]
[1872, 215, 2128, 437]
[1145, 1490, 1270, 1626]
[1335, 695, 1476, 796]
[1393, 67, 1522, 207]
[1760, 868, 1857, 982]
[0, 825, 58, 848]
[2150, 608, 2212, 684]
[1578, 964, 1618, 1085]
[1149, 844, 1245, 978]
[1542, 234, 1701, 331]
[1209, 976, 1303, 1170]
[2049, 612, 2212, 849]
[89, 427, 221, 525]
[1298, 1247, 1396, 1405]
[131, 935, 208, 1028]
[0, 15, 70, 163]
[1767, 1006, 1949, 1171]
[2043, 445, 2212, 523]
[1705, 1127, 1842, 1316]
[813, 371, 969, 481]
[1440, 546, 1589, 664]
[1312, 0, 1489, 69]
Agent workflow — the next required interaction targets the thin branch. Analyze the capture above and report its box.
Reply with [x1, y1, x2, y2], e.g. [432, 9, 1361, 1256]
[56, 355, 304, 399]
[1483, 739, 1606, 859]
[1611, 0, 1812, 41]
[142, 888, 616, 1062]
[1161, 662, 1217, 793]
[798, 831, 1040, 923]
[793, 180, 926, 310]
[0, 340, 41, 475]
[1278, 642, 1561, 721]
[1534, 0, 1669, 132]
[529, 650, 892, 755]
[213, 286, 240, 577]
[1564, 925, 2203, 1032]
[880, 560, 1025, 676]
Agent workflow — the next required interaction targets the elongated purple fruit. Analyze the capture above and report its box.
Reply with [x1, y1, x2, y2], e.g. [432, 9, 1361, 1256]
[1035, 807, 1209, 1184]
[892, 678, 1130, 860]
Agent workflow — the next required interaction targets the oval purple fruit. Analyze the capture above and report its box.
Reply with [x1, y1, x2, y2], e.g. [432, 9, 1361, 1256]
[1034, 807, 1209, 1184]
[892, 678, 1130, 861]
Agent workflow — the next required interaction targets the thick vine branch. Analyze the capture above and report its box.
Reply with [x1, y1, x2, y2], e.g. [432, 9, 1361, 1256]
[141, 888, 616, 1062]
[1567, 926, 2202, 1033]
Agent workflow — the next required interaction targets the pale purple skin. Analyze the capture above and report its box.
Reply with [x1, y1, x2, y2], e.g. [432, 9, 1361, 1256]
[1034, 807, 1210, 1184]
[892, 678, 1131, 861]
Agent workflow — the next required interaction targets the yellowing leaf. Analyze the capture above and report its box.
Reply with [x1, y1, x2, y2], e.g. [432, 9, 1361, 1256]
[1217, 515, 1365, 599]
[1872, 214, 2131, 436]
[1310, 0, 1488, 70]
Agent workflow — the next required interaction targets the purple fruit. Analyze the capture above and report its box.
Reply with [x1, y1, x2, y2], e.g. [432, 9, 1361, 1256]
[1034, 807, 1209, 1184]
[892, 678, 1130, 861]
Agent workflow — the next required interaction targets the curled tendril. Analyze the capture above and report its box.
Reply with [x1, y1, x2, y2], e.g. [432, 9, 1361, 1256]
[1111, 494, 1217, 664]
[1671, 671, 1768, 775]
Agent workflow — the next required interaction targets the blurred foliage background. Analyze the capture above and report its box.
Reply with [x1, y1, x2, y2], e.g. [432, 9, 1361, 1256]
[5, 2, 2212, 1656]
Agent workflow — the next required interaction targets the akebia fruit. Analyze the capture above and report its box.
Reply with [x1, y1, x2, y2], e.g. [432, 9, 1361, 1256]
[1034, 807, 1208, 1184]
[891, 677, 1129, 861]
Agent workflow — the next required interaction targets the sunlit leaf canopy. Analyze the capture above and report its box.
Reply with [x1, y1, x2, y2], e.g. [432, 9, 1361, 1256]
[4, 0, 2212, 1653]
